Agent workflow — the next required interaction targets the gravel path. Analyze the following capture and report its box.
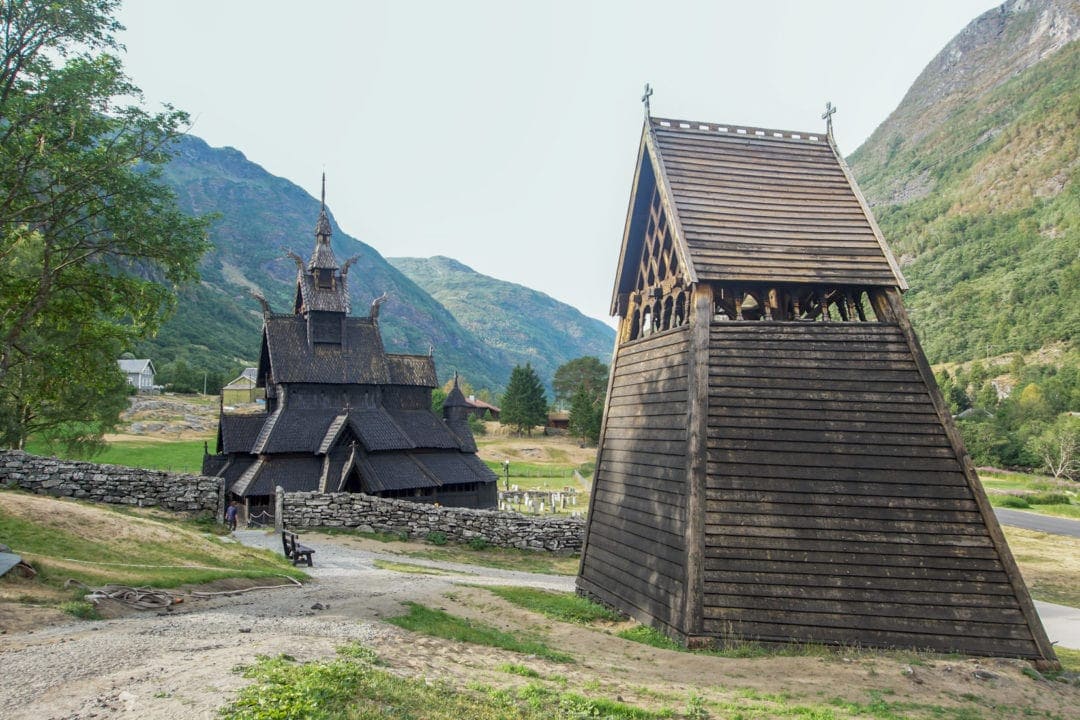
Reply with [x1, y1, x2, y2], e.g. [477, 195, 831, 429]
[0, 530, 572, 720]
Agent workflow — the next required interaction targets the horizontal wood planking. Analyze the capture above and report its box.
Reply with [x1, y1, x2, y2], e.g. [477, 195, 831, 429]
[651, 123, 900, 287]
[705, 524, 994, 548]
[704, 499, 985, 525]
[586, 533, 686, 585]
[699, 620, 1039, 658]
[702, 609, 1032, 641]
[703, 594, 1024, 624]
[704, 544, 1003, 572]
[579, 328, 691, 633]
[697, 320, 1043, 654]
[703, 569, 1010, 595]
[705, 581, 1020, 608]
[708, 488, 978, 511]
[706, 464, 969, 488]
[595, 485, 685, 517]
[705, 531, 996, 559]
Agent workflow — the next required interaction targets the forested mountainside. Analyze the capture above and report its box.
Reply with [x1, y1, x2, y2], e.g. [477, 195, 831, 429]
[388, 256, 614, 386]
[849, 0, 1079, 364]
[141, 136, 519, 391]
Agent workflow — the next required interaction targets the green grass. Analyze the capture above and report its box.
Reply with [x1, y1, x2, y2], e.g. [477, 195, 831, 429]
[484, 586, 623, 624]
[385, 602, 574, 663]
[616, 624, 683, 650]
[497, 663, 543, 679]
[980, 470, 1080, 519]
[58, 600, 100, 619]
[221, 644, 669, 720]
[23, 438, 208, 474]
[1054, 646, 1080, 673]
[0, 491, 305, 592]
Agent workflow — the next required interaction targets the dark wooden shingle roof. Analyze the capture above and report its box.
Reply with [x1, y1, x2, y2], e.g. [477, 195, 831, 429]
[612, 118, 906, 309]
[261, 317, 436, 387]
[219, 414, 268, 454]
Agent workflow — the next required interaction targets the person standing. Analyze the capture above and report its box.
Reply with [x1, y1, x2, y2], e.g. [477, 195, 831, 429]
[225, 501, 238, 532]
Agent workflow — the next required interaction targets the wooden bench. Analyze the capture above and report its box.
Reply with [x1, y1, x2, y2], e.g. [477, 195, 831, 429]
[281, 531, 315, 567]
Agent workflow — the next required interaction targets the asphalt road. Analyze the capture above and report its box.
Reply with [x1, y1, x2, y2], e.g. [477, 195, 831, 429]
[994, 508, 1080, 538]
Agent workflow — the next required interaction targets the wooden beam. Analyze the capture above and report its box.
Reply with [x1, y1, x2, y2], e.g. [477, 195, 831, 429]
[682, 283, 712, 636]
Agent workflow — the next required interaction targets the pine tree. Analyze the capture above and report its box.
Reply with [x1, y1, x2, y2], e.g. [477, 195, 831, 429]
[500, 364, 547, 436]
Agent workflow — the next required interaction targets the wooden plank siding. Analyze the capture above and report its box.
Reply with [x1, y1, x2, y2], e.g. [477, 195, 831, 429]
[649, 122, 902, 287]
[703, 322, 1042, 658]
[578, 326, 691, 630]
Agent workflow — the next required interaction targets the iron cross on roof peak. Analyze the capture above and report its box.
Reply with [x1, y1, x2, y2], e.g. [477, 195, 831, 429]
[822, 101, 837, 137]
[641, 83, 653, 117]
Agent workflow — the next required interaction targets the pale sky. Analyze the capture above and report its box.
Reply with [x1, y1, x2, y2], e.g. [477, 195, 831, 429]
[117, 0, 998, 324]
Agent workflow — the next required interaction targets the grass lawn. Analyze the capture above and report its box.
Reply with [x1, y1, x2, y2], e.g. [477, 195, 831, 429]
[0, 491, 304, 614]
[386, 602, 575, 663]
[482, 586, 623, 624]
[221, 644, 670, 720]
[23, 438, 209, 474]
[978, 469, 1079, 519]
[1003, 526, 1080, 608]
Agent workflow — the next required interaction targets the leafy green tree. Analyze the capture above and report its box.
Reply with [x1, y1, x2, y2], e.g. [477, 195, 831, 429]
[430, 387, 447, 415]
[0, 0, 210, 449]
[568, 385, 604, 445]
[552, 356, 608, 407]
[500, 364, 547, 436]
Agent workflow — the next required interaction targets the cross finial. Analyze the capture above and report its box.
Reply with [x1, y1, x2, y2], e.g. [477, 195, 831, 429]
[822, 101, 837, 137]
[320, 171, 326, 210]
[641, 83, 653, 117]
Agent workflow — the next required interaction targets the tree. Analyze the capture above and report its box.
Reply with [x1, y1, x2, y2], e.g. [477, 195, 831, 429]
[0, 1, 211, 449]
[568, 385, 603, 445]
[499, 364, 547, 436]
[552, 356, 608, 407]
[1027, 416, 1080, 481]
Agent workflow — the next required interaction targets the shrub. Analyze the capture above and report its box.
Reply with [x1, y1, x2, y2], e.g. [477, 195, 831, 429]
[997, 495, 1031, 508]
[59, 601, 100, 620]
[1028, 492, 1072, 505]
[426, 531, 448, 546]
[468, 536, 490, 551]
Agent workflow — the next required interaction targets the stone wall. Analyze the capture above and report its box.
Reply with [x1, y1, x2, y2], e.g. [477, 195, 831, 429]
[282, 491, 585, 553]
[0, 450, 222, 516]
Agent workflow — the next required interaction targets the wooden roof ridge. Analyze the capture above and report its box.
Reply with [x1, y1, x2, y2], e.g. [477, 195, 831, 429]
[650, 116, 829, 144]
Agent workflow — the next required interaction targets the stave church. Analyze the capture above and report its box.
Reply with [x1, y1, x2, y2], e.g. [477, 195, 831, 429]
[202, 185, 498, 517]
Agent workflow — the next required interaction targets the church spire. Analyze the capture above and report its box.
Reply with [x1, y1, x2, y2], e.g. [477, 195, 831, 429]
[314, 172, 333, 245]
[310, 173, 337, 270]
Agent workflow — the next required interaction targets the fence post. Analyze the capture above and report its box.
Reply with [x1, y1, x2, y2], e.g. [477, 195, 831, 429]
[275, 486, 284, 532]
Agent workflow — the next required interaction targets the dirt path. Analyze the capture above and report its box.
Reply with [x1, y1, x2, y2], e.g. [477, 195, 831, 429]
[1, 530, 1077, 719]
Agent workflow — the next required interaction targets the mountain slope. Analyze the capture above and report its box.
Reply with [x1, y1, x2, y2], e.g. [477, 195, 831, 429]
[848, 0, 1080, 363]
[388, 256, 615, 385]
[141, 136, 514, 391]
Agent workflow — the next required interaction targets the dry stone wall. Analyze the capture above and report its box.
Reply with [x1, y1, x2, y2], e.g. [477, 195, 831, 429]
[282, 491, 585, 553]
[0, 450, 222, 516]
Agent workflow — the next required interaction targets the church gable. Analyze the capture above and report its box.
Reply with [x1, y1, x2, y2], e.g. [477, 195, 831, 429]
[647, 117, 905, 288]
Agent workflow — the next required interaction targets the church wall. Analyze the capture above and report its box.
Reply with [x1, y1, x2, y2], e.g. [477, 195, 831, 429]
[578, 325, 690, 633]
[703, 321, 1043, 658]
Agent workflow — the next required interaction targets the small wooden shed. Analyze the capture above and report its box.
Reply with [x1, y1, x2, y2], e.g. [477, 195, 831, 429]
[577, 115, 1057, 665]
